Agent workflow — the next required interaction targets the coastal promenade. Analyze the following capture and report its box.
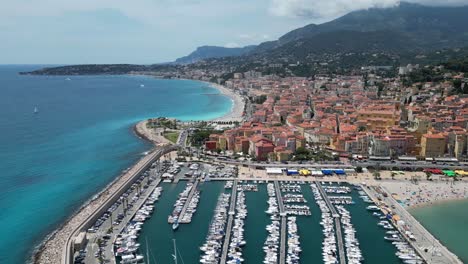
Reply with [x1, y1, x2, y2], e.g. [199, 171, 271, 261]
[316, 182, 346, 264]
[86, 176, 163, 264]
[34, 145, 177, 264]
[364, 185, 463, 264]
[220, 180, 238, 264]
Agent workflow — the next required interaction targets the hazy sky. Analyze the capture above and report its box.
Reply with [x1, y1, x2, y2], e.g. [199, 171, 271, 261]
[1, 0, 468, 64]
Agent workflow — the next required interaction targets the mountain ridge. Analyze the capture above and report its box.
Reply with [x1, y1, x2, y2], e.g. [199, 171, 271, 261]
[252, 2, 468, 57]
[175, 45, 256, 64]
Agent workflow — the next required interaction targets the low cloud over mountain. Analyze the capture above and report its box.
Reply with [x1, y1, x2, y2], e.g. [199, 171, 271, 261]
[269, 0, 468, 19]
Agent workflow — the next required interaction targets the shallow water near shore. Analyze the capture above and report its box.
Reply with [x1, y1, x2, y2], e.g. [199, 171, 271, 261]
[0, 65, 231, 264]
[410, 199, 468, 263]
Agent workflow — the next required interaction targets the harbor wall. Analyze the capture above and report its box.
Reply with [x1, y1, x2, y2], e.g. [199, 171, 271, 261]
[63, 146, 178, 264]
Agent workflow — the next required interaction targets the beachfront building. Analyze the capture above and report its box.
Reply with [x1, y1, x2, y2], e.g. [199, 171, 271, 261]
[420, 133, 447, 158]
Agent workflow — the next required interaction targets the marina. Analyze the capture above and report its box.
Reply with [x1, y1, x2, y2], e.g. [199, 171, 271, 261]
[315, 181, 347, 264]
[274, 181, 287, 264]
[220, 180, 238, 264]
[168, 180, 201, 225]
[72, 159, 448, 264]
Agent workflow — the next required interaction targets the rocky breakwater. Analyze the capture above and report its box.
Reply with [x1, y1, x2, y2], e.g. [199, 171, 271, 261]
[33, 147, 172, 264]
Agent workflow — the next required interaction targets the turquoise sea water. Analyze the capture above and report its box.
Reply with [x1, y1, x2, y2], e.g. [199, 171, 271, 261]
[410, 199, 468, 263]
[138, 182, 400, 264]
[0, 65, 231, 264]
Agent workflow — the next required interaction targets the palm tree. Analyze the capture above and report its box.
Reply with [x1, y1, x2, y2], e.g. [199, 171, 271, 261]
[425, 171, 432, 181]
[373, 171, 381, 180]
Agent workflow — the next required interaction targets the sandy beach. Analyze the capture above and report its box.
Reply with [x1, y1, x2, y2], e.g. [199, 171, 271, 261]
[380, 181, 468, 208]
[206, 82, 245, 122]
[140, 75, 245, 123]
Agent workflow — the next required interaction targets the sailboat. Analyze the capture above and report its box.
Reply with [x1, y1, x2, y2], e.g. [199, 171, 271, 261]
[34, 106, 38, 114]
[146, 237, 150, 264]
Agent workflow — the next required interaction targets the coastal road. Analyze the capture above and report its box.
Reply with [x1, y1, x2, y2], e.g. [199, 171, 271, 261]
[176, 129, 188, 147]
[84, 173, 162, 264]
[203, 155, 468, 171]
[364, 185, 463, 264]
[352, 161, 468, 170]
[62, 146, 178, 264]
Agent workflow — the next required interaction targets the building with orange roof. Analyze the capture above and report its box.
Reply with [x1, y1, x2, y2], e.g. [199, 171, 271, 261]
[420, 133, 447, 158]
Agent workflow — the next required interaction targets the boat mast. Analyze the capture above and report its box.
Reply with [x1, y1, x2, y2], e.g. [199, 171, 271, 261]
[146, 237, 150, 264]
[173, 239, 178, 264]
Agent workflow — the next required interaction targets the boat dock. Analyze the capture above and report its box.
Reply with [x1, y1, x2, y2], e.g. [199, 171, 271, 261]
[62, 146, 178, 264]
[220, 180, 238, 264]
[168, 179, 200, 224]
[362, 185, 463, 264]
[316, 182, 346, 264]
[274, 181, 287, 264]
[84, 169, 164, 264]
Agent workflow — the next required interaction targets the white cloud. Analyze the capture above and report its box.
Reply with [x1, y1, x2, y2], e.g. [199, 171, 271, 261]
[239, 34, 253, 39]
[224, 42, 241, 48]
[269, 0, 468, 19]
[0, 0, 255, 27]
[238, 33, 272, 41]
[269, 0, 398, 18]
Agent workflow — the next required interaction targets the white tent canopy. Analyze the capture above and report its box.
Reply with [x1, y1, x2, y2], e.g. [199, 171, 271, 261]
[266, 167, 283, 174]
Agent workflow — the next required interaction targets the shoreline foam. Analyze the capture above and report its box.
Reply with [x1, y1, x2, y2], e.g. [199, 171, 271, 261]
[135, 74, 245, 122]
[203, 81, 245, 122]
[408, 196, 468, 210]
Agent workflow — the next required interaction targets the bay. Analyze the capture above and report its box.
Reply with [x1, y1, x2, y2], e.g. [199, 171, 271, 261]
[410, 199, 468, 263]
[0, 65, 231, 264]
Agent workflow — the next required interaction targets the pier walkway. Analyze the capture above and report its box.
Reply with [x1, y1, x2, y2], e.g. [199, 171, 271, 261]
[316, 182, 346, 264]
[274, 181, 287, 264]
[363, 185, 462, 264]
[169, 179, 200, 224]
[220, 180, 238, 264]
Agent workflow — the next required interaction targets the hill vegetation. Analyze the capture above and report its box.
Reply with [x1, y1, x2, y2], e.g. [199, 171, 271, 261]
[175, 45, 256, 64]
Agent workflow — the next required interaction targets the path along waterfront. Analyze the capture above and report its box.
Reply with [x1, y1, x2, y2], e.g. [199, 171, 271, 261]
[85, 175, 163, 264]
[35, 146, 176, 264]
[363, 184, 463, 264]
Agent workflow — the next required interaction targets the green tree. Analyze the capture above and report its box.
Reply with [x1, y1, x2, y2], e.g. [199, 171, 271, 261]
[294, 147, 311, 161]
[373, 171, 381, 180]
[425, 171, 432, 181]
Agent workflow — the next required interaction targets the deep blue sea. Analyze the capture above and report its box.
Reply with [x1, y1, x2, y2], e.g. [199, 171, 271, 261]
[0, 65, 231, 264]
